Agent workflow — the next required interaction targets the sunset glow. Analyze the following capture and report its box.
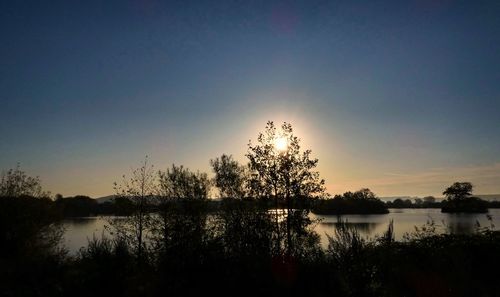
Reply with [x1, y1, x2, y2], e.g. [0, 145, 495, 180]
[1, 2, 500, 295]
[0, 1, 499, 198]
[274, 137, 288, 152]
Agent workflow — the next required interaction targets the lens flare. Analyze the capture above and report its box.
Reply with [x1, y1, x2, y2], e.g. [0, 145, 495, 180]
[274, 137, 288, 152]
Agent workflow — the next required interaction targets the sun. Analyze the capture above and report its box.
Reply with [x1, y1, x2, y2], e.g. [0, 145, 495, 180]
[274, 137, 288, 152]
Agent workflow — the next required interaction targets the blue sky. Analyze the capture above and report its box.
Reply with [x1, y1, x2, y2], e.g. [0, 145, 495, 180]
[1, 0, 499, 197]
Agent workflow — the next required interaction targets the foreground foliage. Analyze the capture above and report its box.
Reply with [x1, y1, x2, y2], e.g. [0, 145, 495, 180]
[2, 195, 500, 297]
[1, 127, 498, 296]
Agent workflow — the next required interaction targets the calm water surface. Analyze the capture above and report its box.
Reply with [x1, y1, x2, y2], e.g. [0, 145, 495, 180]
[312, 208, 499, 248]
[62, 209, 500, 253]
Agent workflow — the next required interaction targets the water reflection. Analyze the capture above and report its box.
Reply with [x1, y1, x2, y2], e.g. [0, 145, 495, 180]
[320, 221, 381, 233]
[61, 209, 500, 254]
[312, 209, 500, 248]
[445, 213, 493, 234]
[62, 216, 114, 254]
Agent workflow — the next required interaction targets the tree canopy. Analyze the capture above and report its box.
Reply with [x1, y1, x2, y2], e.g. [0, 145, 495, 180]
[158, 164, 211, 200]
[441, 182, 487, 213]
[210, 154, 246, 199]
[246, 121, 326, 201]
[443, 182, 473, 200]
[246, 121, 326, 256]
[0, 164, 49, 198]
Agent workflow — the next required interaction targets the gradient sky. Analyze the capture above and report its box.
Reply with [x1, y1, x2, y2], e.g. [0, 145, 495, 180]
[1, 0, 499, 198]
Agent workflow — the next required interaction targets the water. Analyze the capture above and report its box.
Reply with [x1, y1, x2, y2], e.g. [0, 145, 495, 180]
[62, 217, 114, 254]
[61, 209, 500, 254]
[313, 208, 499, 248]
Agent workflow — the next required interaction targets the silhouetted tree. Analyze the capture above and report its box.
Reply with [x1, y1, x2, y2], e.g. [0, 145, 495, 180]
[0, 166, 65, 297]
[55, 195, 99, 217]
[314, 188, 388, 214]
[210, 154, 247, 199]
[0, 164, 50, 198]
[391, 198, 413, 208]
[210, 155, 275, 261]
[112, 157, 155, 262]
[247, 121, 326, 257]
[153, 164, 211, 267]
[157, 164, 210, 199]
[443, 182, 473, 201]
[345, 188, 376, 200]
[441, 182, 487, 213]
[0, 165, 62, 255]
[423, 196, 436, 203]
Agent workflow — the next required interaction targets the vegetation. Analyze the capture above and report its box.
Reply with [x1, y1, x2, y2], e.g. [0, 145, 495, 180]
[313, 188, 389, 215]
[1, 124, 499, 297]
[210, 154, 247, 199]
[2, 191, 500, 296]
[112, 157, 156, 262]
[386, 197, 442, 208]
[246, 121, 327, 257]
[55, 195, 101, 216]
[0, 163, 50, 198]
[0, 166, 66, 297]
[441, 182, 488, 213]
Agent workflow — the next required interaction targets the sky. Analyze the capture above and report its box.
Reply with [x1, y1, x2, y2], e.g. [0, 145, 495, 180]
[1, 0, 499, 198]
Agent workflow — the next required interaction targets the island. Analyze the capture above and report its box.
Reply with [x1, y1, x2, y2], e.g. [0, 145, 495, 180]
[312, 188, 389, 215]
[441, 182, 488, 213]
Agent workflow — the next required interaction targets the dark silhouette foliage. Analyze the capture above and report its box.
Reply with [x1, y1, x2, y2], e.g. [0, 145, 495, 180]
[0, 167, 65, 297]
[247, 121, 326, 257]
[210, 154, 247, 199]
[0, 164, 50, 198]
[441, 182, 488, 213]
[2, 131, 500, 297]
[443, 182, 473, 200]
[313, 188, 389, 215]
[112, 157, 155, 263]
[55, 195, 99, 217]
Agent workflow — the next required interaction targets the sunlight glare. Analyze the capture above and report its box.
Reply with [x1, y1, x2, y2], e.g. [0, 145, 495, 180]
[274, 137, 288, 152]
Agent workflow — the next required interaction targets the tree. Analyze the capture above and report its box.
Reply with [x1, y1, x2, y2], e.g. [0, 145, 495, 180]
[443, 182, 473, 201]
[246, 121, 326, 256]
[210, 154, 247, 199]
[157, 164, 210, 200]
[210, 155, 274, 259]
[441, 182, 487, 213]
[112, 157, 156, 262]
[392, 198, 413, 208]
[313, 189, 388, 215]
[0, 164, 50, 198]
[423, 196, 436, 204]
[153, 164, 211, 264]
[0, 165, 63, 264]
[345, 188, 377, 200]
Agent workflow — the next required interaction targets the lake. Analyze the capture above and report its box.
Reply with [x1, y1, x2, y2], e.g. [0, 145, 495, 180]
[62, 208, 500, 254]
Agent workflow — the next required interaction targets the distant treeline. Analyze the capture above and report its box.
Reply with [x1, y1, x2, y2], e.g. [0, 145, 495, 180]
[2, 122, 499, 296]
[55, 195, 292, 217]
[2, 194, 500, 297]
[48, 193, 500, 218]
[386, 198, 500, 209]
[312, 189, 389, 215]
[51, 193, 499, 218]
[56, 195, 127, 216]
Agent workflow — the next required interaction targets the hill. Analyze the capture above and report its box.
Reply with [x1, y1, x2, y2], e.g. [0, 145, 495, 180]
[95, 195, 116, 204]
